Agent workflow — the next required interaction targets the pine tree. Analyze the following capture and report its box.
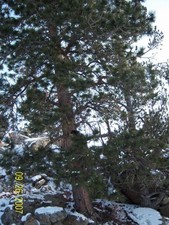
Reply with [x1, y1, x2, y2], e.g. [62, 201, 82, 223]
[98, 57, 169, 207]
[1, 0, 168, 218]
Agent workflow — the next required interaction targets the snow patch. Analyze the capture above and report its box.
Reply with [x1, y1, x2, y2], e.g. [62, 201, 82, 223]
[68, 211, 95, 224]
[50, 144, 60, 153]
[70, 211, 88, 221]
[21, 213, 31, 222]
[24, 137, 48, 143]
[31, 175, 43, 182]
[128, 207, 163, 225]
[35, 206, 63, 215]
[0, 167, 6, 176]
[13, 144, 24, 156]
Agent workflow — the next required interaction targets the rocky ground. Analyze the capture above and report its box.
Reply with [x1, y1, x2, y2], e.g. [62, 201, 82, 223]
[1, 133, 169, 225]
[0, 173, 169, 225]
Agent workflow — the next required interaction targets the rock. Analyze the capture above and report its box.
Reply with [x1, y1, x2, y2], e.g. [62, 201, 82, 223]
[35, 212, 51, 225]
[23, 192, 68, 215]
[0, 166, 6, 179]
[24, 137, 50, 151]
[31, 174, 49, 189]
[159, 203, 169, 217]
[22, 214, 40, 225]
[23, 197, 43, 214]
[9, 131, 29, 145]
[53, 222, 63, 225]
[50, 210, 66, 223]
[35, 206, 67, 225]
[0, 140, 9, 150]
[30, 174, 57, 193]
[63, 214, 89, 225]
[44, 193, 67, 207]
[1, 207, 22, 225]
[35, 178, 47, 189]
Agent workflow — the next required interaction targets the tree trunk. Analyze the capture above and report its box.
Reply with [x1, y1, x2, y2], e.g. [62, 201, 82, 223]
[57, 83, 75, 149]
[57, 77, 95, 217]
[73, 185, 94, 216]
[124, 91, 136, 133]
[48, 22, 94, 217]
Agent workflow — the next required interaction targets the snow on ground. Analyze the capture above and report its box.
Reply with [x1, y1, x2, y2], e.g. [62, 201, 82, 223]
[96, 199, 169, 225]
[1, 136, 169, 225]
[31, 175, 44, 182]
[67, 210, 95, 224]
[13, 144, 25, 156]
[35, 206, 64, 214]
[128, 207, 163, 225]
[21, 213, 31, 222]
[123, 204, 169, 225]
[50, 144, 61, 153]
[0, 167, 6, 177]
[0, 187, 169, 224]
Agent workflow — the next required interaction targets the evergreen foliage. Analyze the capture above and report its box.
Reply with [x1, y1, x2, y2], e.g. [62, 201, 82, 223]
[0, 0, 169, 214]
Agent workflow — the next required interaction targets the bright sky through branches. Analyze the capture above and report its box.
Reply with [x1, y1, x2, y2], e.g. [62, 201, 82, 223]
[143, 0, 169, 63]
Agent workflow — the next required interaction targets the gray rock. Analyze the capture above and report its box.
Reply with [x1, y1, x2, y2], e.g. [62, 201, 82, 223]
[35, 213, 51, 225]
[35, 206, 67, 225]
[9, 132, 29, 145]
[23, 193, 67, 216]
[53, 222, 63, 225]
[44, 193, 67, 207]
[23, 215, 40, 225]
[1, 207, 22, 225]
[50, 210, 67, 223]
[24, 137, 50, 151]
[159, 203, 169, 217]
[23, 197, 43, 214]
[63, 214, 89, 225]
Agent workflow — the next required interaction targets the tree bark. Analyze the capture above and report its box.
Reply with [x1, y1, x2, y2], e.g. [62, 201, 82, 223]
[125, 94, 136, 133]
[57, 84, 95, 216]
[48, 22, 94, 217]
[73, 185, 94, 216]
[56, 74, 95, 218]
[57, 83, 75, 149]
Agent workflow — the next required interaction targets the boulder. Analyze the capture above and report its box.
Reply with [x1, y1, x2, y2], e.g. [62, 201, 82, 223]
[53, 222, 63, 225]
[35, 206, 67, 225]
[23, 197, 43, 214]
[31, 174, 49, 188]
[24, 137, 50, 151]
[44, 193, 67, 207]
[63, 214, 89, 225]
[22, 213, 40, 225]
[9, 131, 29, 145]
[159, 203, 169, 217]
[23, 192, 68, 215]
[1, 207, 22, 225]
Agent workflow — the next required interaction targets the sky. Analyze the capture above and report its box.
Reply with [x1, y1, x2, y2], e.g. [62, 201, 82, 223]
[143, 0, 169, 63]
